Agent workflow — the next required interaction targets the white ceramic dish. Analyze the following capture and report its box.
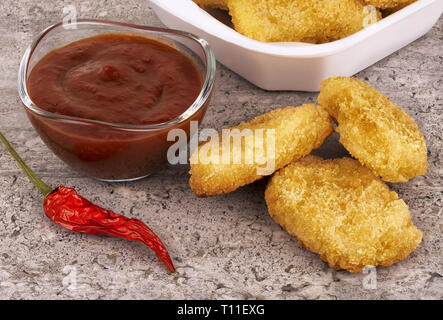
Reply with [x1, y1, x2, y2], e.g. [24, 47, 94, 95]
[150, 0, 443, 91]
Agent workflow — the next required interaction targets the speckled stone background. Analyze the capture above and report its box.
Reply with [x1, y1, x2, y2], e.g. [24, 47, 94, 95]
[0, 0, 441, 300]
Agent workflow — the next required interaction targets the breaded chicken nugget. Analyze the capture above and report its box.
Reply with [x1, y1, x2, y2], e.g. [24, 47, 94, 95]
[265, 155, 422, 273]
[362, 0, 415, 9]
[189, 105, 333, 196]
[228, 0, 381, 43]
[193, 0, 228, 10]
[318, 77, 427, 182]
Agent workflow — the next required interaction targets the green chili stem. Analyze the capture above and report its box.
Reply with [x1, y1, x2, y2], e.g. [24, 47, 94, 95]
[0, 131, 53, 197]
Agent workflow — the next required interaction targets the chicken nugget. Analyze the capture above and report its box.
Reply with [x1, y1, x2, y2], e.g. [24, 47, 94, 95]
[265, 155, 422, 273]
[189, 104, 333, 196]
[193, 0, 228, 10]
[227, 0, 381, 43]
[318, 77, 427, 182]
[362, 0, 415, 9]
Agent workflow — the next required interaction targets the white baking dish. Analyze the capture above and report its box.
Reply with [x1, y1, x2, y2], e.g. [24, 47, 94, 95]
[149, 0, 443, 91]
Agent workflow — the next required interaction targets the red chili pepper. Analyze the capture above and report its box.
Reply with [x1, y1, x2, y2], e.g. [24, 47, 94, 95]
[0, 131, 175, 273]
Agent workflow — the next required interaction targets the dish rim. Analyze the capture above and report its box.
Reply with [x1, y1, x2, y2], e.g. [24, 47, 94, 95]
[150, 0, 438, 58]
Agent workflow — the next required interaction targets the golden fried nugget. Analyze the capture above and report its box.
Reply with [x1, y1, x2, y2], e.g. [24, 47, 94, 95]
[265, 155, 422, 273]
[318, 77, 427, 182]
[227, 0, 381, 43]
[189, 105, 333, 196]
[362, 0, 415, 9]
[193, 0, 228, 10]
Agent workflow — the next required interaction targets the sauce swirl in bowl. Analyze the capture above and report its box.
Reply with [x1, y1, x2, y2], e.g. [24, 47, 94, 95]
[28, 34, 203, 125]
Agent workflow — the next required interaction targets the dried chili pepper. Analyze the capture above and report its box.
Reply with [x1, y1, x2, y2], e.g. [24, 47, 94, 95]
[0, 131, 175, 273]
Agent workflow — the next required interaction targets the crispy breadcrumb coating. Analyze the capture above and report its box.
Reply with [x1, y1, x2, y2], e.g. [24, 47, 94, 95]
[362, 0, 415, 9]
[193, 0, 228, 10]
[227, 0, 381, 43]
[189, 105, 333, 196]
[318, 77, 427, 182]
[265, 155, 422, 273]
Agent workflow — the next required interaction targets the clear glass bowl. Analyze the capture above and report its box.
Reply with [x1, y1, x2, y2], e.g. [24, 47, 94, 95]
[18, 19, 215, 182]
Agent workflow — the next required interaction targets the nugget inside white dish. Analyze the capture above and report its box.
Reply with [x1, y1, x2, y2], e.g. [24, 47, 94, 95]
[228, 0, 381, 43]
[193, 0, 228, 10]
[363, 0, 416, 9]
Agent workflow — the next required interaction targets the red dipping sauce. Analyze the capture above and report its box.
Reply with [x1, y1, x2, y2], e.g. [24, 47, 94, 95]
[23, 32, 211, 181]
[28, 34, 202, 125]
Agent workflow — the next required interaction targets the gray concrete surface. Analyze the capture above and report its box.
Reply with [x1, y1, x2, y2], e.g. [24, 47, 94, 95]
[0, 0, 441, 300]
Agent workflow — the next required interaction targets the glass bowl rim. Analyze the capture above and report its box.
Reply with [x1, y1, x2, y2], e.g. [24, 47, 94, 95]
[18, 19, 216, 131]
